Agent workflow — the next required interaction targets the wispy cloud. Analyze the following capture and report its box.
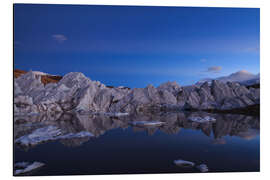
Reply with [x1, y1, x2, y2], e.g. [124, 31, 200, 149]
[200, 58, 207, 63]
[244, 46, 260, 53]
[52, 34, 67, 43]
[206, 66, 222, 73]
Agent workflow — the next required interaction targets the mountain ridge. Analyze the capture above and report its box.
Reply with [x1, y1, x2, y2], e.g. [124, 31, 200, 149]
[196, 70, 260, 85]
[14, 70, 260, 116]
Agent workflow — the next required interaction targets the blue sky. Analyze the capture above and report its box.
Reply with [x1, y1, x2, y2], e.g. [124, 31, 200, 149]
[14, 4, 260, 87]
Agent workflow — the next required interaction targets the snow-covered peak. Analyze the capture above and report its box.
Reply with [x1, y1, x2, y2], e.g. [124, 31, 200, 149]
[224, 70, 256, 82]
[31, 71, 48, 76]
[197, 70, 259, 85]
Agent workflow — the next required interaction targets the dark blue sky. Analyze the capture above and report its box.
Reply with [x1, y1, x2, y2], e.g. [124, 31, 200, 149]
[14, 4, 260, 87]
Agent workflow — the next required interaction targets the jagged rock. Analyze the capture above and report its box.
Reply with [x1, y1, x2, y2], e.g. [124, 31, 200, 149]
[14, 81, 22, 95]
[15, 71, 45, 95]
[158, 89, 177, 105]
[14, 95, 39, 115]
[14, 71, 260, 114]
[157, 81, 182, 96]
[198, 82, 216, 109]
[211, 80, 236, 103]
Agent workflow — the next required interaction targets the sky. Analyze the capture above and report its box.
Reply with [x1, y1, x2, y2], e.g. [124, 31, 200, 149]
[14, 4, 260, 88]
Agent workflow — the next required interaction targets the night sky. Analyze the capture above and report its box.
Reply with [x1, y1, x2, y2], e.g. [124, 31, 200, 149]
[14, 4, 260, 87]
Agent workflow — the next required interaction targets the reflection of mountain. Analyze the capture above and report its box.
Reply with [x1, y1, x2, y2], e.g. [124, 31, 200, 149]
[14, 112, 259, 149]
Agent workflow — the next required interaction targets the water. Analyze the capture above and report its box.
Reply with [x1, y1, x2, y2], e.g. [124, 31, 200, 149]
[14, 112, 260, 175]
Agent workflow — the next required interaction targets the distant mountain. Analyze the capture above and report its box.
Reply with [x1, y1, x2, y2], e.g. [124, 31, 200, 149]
[196, 70, 260, 85]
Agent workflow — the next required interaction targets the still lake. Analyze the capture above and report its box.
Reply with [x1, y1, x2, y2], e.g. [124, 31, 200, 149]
[14, 111, 260, 175]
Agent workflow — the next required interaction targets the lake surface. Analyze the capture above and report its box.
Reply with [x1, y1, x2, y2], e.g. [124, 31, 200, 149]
[14, 111, 260, 175]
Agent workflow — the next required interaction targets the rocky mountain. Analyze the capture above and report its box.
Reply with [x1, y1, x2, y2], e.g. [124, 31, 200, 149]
[196, 70, 260, 85]
[14, 70, 260, 115]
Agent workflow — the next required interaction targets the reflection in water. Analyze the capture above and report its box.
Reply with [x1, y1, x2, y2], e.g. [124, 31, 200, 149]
[14, 111, 260, 175]
[14, 112, 260, 148]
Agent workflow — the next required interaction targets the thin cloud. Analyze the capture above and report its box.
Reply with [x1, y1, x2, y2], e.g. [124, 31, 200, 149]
[245, 46, 260, 53]
[200, 58, 207, 63]
[206, 66, 222, 73]
[52, 34, 67, 43]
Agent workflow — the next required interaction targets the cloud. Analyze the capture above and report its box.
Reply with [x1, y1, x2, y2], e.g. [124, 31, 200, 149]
[52, 34, 67, 43]
[200, 58, 207, 63]
[245, 46, 260, 53]
[206, 66, 222, 73]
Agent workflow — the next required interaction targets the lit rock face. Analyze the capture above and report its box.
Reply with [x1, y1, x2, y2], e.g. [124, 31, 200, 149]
[179, 80, 260, 110]
[14, 71, 260, 115]
[14, 71, 131, 114]
[109, 84, 178, 113]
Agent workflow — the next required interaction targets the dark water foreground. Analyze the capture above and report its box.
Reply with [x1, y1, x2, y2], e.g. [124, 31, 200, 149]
[14, 111, 260, 175]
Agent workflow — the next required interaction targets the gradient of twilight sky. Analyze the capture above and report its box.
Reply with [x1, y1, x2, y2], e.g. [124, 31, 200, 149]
[14, 4, 260, 88]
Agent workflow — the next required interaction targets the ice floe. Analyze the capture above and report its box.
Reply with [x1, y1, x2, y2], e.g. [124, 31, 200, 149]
[15, 125, 94, 146]
[196, 164, 209, 172]
[173, 159, 195, 167]
[14, 161, 45, 175]
[174, 159, 209, 172]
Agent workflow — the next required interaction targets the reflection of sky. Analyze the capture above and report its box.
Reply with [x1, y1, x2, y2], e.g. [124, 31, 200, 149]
[15, 127, 260, 174]
[14, 5, 260, 87]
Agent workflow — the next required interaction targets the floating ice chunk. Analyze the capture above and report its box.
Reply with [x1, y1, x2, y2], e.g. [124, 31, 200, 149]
[76, 110, 129, 117]
[58, 131, 94, 139]
[15, 125, 94, 147]
[188, 116, 216, 123]
[173, 159, 195, 167]
[14, 162, 30, 168]
[15, 126, 62, 146]
[196, 164, 209, 172]
[130, 121, 165, 127]
[14, 161, 45, 175]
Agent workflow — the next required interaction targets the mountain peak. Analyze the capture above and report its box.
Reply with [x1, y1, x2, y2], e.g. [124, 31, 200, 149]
[231, 70, 253, 76]
[197, 70, 259, 85]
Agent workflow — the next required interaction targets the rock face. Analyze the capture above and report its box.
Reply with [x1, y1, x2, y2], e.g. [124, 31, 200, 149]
[14, 71, 260, 115]
[180, 80, 259, 111]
